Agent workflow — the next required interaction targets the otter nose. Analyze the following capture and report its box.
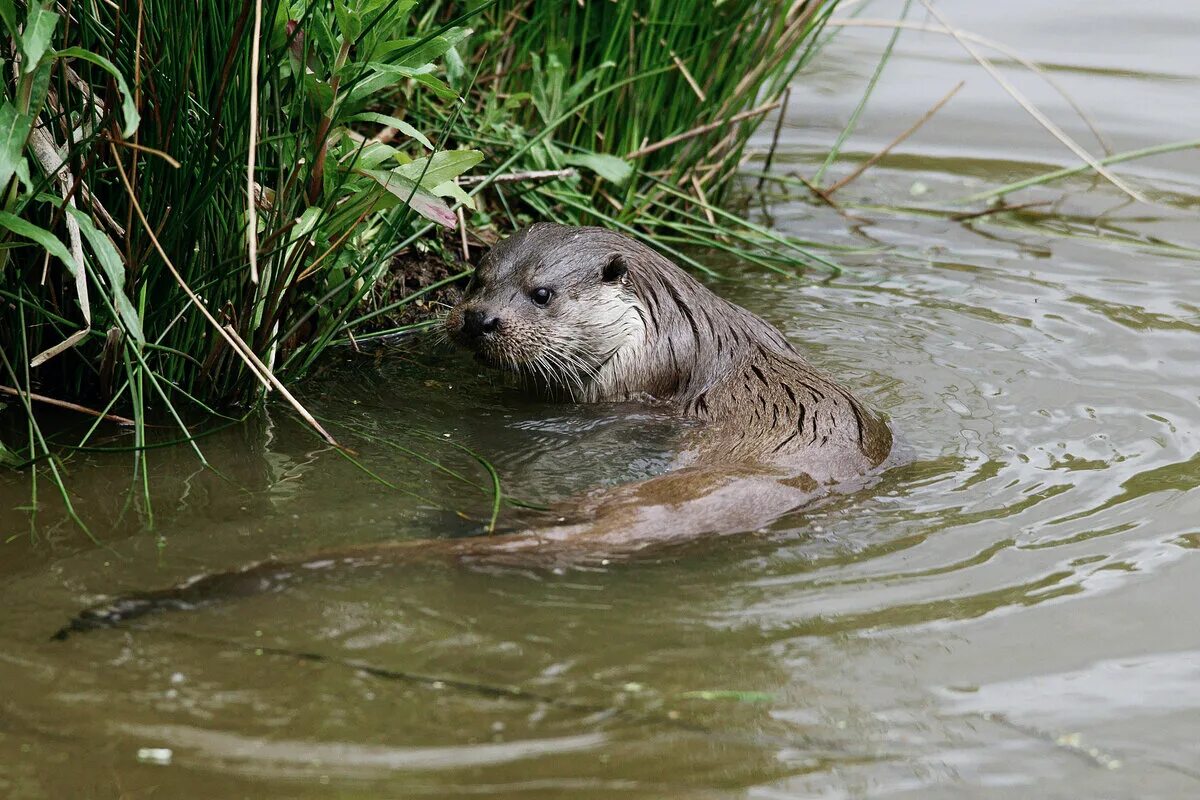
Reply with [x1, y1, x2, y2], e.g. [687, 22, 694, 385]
[462, 309, 501, 337]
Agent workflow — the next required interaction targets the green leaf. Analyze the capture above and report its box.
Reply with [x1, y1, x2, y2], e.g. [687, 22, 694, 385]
[0, 439, 23, 468]
[346, 112, 433, 150]
[0, 101, 34, 191]
[62, 205, 144, 344]
[431, 180, 474, 210]
[410, 72, 458, 102]
[345, 62, 455, 106]
[19, 2, 59, 68]
[395, 149, 482, 188]
[333, 0, 361, 41]
[345, 137, 402, 171]
[55, 47, 141, 138]
[563, 152, 632, 186]
[0, 211, 75, 272]
[309, 11, 340, 65]
[360, 169, 456, 228]
[25, 59, 52, 118]
[0, 0, 17, 38]
[394, 27, 471, 69]
[12, 154, 32, 193]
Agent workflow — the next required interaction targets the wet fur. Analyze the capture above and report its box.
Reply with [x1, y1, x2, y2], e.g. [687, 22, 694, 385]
[447, 223, 891, 480]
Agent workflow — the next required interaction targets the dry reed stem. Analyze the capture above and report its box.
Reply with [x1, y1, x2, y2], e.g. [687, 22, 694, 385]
[221, 324, 342, 449]
[107, 137, 181, 168]
[458, 168, 577, 186]
[826, 17, 1114, 156]
[246, 0, 264, 284]
[917, 1, 1145, 204]
[27, 126, 90, 367]
[826, 80, 964, 194]
[627, 100, 780, 160]
[0, 385, 136, 426]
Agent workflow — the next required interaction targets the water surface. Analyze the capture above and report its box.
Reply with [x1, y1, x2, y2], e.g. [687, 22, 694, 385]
[3, 1, 1199, 797]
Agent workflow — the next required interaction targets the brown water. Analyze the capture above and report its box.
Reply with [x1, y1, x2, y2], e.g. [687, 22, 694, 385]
[3, 2, 1200, 797]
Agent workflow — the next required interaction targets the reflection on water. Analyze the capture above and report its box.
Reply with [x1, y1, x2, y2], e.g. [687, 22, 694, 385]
[3, 1, 1200, 797]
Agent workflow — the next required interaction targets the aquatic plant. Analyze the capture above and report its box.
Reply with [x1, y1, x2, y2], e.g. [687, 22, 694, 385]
[404, 0, 842, 280]
[0, 0, 842, 529]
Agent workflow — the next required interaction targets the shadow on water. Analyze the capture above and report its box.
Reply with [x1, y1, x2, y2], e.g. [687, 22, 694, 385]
[4, 0, 1200, 796]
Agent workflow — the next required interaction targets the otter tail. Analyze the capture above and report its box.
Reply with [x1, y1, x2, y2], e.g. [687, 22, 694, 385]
[52, 465, 830, 640]
[51, 557, 302, 639]
[50, 530, 578, 640]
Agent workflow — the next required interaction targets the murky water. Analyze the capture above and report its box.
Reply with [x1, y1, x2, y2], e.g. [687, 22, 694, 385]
[3, 1, 1200, 796]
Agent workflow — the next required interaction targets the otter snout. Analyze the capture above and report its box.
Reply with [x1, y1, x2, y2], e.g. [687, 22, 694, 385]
[461, 308, 501, 338]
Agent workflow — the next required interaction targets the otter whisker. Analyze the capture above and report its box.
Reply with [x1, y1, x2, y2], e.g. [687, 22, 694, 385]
[539, 349, 580, 402]
[541, 346, 590, 401]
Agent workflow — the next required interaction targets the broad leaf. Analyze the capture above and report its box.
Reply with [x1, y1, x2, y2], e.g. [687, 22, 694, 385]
[346, 62, 449, 106]
[563, 152, 633, 186]
[19, 2, 58, 68]
[62, 205, 144, 344]
[0, 0, 17, 39]
[431, 180, 475, 210]
[333, 0, 361, 41]
[395, 150, 482, 188]
[0, 101, 33, 192]
[361, 169, 455, 228]
[391, 27, 471, 69]
[346, 112, 433, 150]
[0, 211, 75, 272]
[55, 47, 141, 138]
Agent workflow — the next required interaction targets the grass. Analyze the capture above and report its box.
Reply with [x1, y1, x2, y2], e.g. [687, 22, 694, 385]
[1, 0, 845, 534]
[405, 0, 843, 273]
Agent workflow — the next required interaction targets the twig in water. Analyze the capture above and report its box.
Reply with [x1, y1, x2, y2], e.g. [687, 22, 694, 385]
[757, 86, 791, 191]
[221, 325, 342, 449]
[826, 80, 964, 194]
[796, 175, 867, 223]
[917, 0, 1147, 205]
[626, 100, 781, 160]
[0, 385, 136, 426]
[949, 200, 1051, 221]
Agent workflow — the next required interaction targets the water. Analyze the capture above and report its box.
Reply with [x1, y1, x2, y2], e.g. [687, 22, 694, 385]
[3, 1, 1199, 796]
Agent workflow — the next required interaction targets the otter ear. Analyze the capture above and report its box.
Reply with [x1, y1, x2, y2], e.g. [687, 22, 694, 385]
[602, 254, 628, 284]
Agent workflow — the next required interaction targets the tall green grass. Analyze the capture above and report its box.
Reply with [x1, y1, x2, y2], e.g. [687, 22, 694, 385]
[1, 0, 842, 521]
[407, 0, 841, 275]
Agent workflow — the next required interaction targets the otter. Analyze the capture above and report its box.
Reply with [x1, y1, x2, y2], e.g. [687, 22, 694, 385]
[446, 223, 891, 478]
[54, 224, 893, 637]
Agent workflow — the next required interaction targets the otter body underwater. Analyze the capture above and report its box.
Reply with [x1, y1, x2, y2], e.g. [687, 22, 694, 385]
[57, 224, 894, 636]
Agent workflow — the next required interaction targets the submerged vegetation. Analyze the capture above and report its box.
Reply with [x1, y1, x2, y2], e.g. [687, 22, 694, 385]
[1, 0, 840, 478]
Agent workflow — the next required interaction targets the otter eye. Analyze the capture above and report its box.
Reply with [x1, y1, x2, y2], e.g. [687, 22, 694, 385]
[530, 287, 553, 306]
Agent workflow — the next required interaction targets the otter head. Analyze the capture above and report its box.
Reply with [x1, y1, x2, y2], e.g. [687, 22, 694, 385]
[445, 223, 646, 396]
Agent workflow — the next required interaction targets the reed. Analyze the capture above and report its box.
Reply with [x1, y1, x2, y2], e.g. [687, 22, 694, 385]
[0, 0, 841, 512]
